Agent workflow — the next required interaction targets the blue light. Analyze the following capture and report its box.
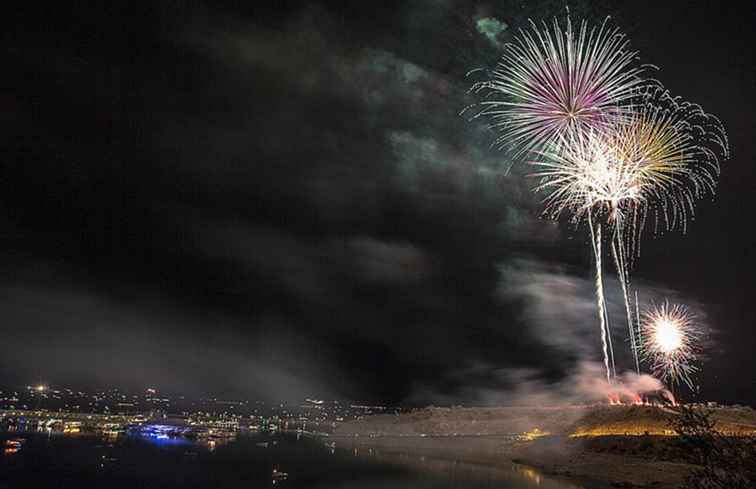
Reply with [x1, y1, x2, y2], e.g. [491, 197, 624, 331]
[133, 423, 193, 446]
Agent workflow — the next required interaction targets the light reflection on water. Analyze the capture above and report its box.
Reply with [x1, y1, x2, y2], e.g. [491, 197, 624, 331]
[346, 447, 585, 489]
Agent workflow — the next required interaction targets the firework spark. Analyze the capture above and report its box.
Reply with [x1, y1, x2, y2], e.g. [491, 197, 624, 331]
[470, 16, 650, 160]
[640, 301, 701, 389]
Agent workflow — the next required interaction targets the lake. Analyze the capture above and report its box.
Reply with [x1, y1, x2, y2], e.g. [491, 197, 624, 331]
[1, 431, 584, 489]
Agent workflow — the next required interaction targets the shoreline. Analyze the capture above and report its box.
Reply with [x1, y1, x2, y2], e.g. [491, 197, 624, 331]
[330, 433, 693, 489]
[329, 404, 756, 488]
[344, 438, 607, 489]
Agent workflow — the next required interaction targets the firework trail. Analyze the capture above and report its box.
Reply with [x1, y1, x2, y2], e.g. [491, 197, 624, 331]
[588, 211, 615, 381]
[640, 301, 702, 389]
[611, 232, 638, 372]
[635, 290, 641, 348]
[469, 16, 650, 162]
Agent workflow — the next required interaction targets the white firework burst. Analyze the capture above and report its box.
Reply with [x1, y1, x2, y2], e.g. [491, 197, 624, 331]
[640, 301, 702, 389]
[470, 15, 651, 160]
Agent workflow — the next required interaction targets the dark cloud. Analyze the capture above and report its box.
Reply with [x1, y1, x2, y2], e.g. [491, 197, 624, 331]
[0, 282, 349, 401]
[1, 1, 753, 405]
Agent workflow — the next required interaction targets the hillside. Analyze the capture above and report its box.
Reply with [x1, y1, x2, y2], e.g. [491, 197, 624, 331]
[331, 404, 756, 489]
[334, 404, 756, 438]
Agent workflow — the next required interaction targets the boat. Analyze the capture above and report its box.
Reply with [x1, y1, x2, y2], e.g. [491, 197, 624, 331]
[3, 438, 25, 455]
[272, 467, 288, 481]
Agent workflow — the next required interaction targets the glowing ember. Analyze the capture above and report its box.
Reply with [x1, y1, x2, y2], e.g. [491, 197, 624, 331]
[520, 428, 550, 441]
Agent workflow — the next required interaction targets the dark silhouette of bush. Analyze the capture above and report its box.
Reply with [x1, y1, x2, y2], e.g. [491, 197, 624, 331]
[671, 405, 717, 464]
[671, 405, 756, 489]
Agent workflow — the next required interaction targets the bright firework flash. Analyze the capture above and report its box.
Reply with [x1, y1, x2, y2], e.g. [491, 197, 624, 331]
[468, 15, 652, 162]
[640, 301, 702, 390]
[531, 88, 728, 378]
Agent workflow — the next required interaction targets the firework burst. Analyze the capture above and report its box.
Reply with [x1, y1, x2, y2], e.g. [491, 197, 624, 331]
[530, 89, 727, 376]
[532, 88, 727, 245]
[640, 301, 702, 389]
[470, 16, 650, 160]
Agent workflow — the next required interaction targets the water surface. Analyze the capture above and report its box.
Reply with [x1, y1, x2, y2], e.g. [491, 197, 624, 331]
[1, 432, 584, 488]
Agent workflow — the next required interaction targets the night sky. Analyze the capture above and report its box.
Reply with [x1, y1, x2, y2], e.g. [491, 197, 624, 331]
[2, 1, 754, 405]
